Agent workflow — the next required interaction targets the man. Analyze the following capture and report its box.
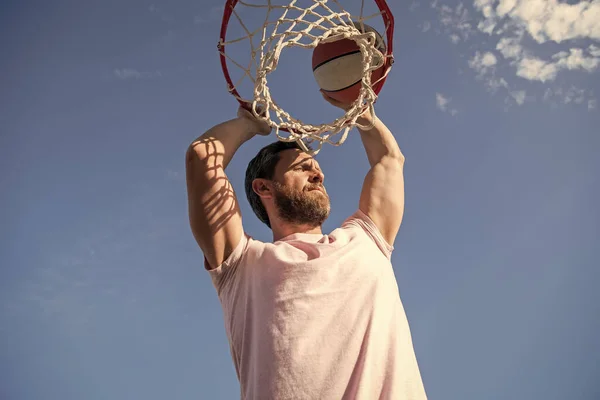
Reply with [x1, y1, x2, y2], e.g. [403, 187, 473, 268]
[185, 94, 427, 399]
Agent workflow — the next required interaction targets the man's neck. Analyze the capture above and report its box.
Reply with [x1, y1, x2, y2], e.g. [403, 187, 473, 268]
[272, 223, 323, 242]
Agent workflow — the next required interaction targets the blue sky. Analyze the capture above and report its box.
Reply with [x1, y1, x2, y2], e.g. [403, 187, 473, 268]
[1, 0, 599, 399]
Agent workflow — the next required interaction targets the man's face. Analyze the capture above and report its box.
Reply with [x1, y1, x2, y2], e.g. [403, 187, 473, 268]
[271, 149, 330, 227]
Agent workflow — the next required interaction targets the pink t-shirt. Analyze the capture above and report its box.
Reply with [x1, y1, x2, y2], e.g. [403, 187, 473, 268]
[207, 210, 427, 399]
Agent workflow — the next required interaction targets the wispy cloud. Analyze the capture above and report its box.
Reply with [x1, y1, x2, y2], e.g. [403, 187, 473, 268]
[510, 90, 526, 105]
[166, 168, 183, 182]
[436, 92, 459, 116]
[472, 0, 600, 83]
[113, 68, 162, 80]
[429, 0, 600, 110]
[147, 4, 179, 44]
[468, 51, 517, 102]
[512, 47, 600, 83]
[542, 85, 596, 109]
[481, 0, 599, 43]
[194, 5, 227, 25]
[469, 51, 498, 76]
[148, 4, 174, 23]
[432, 1, 475, 44]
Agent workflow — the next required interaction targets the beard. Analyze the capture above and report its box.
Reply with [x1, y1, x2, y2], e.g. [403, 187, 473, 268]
[272, 181, 330, 227]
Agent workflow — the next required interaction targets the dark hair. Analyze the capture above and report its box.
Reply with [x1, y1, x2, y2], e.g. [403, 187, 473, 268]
[245, 140, 306, 228]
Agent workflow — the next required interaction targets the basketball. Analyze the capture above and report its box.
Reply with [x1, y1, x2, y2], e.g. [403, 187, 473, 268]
[312, 23, 386, 104]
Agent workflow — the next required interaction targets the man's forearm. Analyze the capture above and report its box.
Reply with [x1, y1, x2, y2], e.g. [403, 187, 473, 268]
[189, 118, 255, 170]
[357, 114, 405, 168]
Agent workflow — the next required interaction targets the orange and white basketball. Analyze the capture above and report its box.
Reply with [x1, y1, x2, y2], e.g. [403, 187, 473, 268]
[312, 23, 386, 104]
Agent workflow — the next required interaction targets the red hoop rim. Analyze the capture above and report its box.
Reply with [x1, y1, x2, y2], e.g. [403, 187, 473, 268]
[218, 0, 395, 115]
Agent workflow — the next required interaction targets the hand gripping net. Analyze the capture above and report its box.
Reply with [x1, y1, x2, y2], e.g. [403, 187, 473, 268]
[219, 0, 395, 154]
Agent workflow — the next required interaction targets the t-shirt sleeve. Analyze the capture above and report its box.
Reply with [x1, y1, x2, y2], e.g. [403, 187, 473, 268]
[342, 209, 394, 259]
[205, 232, 251, 295]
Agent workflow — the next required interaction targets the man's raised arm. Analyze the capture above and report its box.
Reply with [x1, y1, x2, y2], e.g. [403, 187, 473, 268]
[355, 111, 406, 246]
[320, 93, 406, 246]
[185, 107, 270, 270]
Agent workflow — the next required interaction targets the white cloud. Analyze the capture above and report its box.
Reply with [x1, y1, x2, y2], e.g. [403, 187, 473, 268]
[444, 0, 600, 109]
[473, 0, 600, 66]
[478, 18, 496, 34]
[148, 4, 174, 23]
[472, 0, 600, 43]
[195, 5, 227, 24]
[433, 2, 474, 43]
[511, 0, 600, 44]
[553, 48, 600, 72]
[496, 36, 523, 59]
[436, 92, 450, 110]
[114, 69, 142, 80]
[468, 51, 511, 94]
[496, 0, 518, 18]
[113, 68, 162, 80]
[473, 0, 496, 18]
[436, 92, 459, 115]
[510, 90, 526, 105]
[515, 56, 559, 82]
[542, 85, 595, 107]
[515, 48, 600, 82]
[486, 76, 509, 92]
[470, 51, 498, 71]
[563, 87, 587, 104]
[424, 0, 600, 111]
[166, 169, 182, 181]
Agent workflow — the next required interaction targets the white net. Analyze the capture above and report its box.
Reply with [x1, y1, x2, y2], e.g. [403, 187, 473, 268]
[219, 0, 393, 154]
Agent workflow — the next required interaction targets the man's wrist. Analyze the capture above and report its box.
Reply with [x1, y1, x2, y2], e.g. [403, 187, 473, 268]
[234, 117, 259, 141]
[356, 106, 376, 127]
[357, 113, 378, 132]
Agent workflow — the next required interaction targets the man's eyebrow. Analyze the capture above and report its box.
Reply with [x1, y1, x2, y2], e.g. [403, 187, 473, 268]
[300, 159, 321, 171]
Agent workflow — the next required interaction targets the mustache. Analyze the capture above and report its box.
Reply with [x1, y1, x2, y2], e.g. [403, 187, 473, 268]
[306, 184, 325, 192]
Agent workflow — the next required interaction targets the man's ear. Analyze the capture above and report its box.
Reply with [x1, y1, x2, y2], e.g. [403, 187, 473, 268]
[252, 178, 272, 199]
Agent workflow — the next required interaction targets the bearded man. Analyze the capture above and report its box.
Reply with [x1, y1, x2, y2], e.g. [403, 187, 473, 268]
[185, 94, 427, 400]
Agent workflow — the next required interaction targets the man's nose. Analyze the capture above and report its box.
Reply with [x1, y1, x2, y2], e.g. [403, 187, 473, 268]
[310, 170, 324, 183]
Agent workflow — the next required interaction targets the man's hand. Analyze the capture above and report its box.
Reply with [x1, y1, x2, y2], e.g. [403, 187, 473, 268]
[319, 91, 374, 126]
[237, 104, 272, 137]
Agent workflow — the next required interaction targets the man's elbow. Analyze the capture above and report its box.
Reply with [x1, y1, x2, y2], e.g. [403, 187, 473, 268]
[379, 153, 405, 172]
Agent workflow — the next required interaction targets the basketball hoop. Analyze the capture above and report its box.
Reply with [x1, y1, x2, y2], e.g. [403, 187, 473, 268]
[218, 0, 395, 154]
